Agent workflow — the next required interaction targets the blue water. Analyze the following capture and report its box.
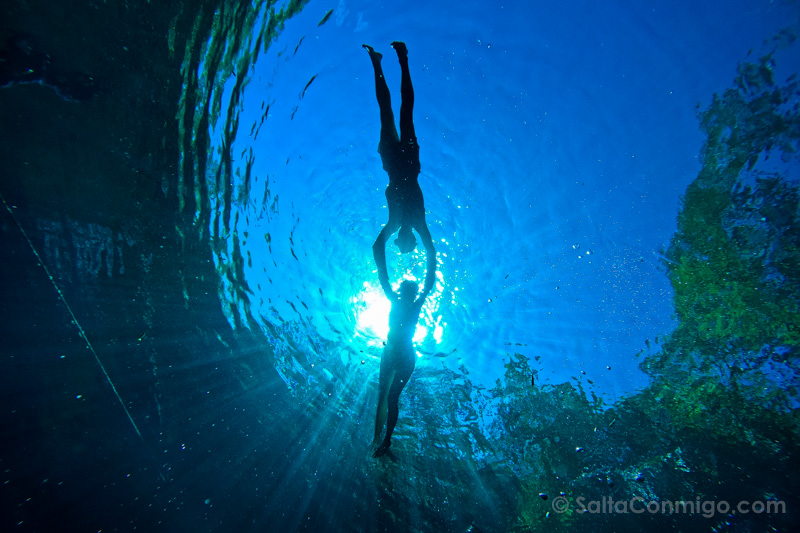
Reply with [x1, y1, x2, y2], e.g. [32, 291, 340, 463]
[214, 0, 797, 398]
[2, 0, 799, 531]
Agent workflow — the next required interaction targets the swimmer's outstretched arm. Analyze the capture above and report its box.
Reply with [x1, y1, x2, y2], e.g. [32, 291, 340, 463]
[418, 244, 437, 304]
[415, 223, 437, 300]
[417, 223, 436, 257]
[373, 230, 398, 301]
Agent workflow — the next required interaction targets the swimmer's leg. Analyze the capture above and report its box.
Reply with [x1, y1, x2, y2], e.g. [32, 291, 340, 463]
[392, 41, 416, 144]
[373, 358, 394, 445]
[374, 355, 414, 457]
[363, 44, 399, 146]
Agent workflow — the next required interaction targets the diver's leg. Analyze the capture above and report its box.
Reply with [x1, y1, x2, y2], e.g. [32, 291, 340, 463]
[374, 352, 415, 457]
[373, 378, 404, 457]
[384, 377, 405, 438]
[393, 41, 416, 144]
[363, 44, 399, 146]
[373, 356, 394, 444]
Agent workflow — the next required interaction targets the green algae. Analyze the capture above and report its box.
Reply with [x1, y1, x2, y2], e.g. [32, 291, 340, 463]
[647, 44, 800, 419]
[486, 42, 800, 532]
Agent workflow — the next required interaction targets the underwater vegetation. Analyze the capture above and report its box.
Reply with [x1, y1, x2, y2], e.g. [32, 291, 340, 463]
[644, 41, 800, 438]
[481, 43, 800, 531]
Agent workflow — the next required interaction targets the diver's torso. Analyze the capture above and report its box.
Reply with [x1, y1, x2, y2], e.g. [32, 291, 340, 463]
[381, 140, 421, 181]
[387, 300, 423, 347]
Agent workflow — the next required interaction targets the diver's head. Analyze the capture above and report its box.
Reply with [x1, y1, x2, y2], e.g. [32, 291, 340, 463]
[395, 226, 417, 254]
[399, 279, 418, 301]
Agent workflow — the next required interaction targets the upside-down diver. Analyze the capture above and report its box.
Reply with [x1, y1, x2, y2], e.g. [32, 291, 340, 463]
[364, 41, 437, 457]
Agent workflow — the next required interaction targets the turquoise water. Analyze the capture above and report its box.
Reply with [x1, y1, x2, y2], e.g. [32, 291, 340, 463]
[211, 0, 796, 398]
[1, 0, 799, 531]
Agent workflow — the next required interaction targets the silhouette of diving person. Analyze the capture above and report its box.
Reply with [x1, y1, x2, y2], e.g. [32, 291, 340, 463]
[371, 257, 436, 458]
[364, 41, 437, 457]
[363, 41, 436, 282]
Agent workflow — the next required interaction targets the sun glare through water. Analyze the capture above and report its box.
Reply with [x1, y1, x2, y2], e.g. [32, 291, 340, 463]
[352, 279, 442, 349]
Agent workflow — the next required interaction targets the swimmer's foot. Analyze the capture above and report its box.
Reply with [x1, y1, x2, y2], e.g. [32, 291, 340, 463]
[391, 41, 407, 58]
[372, 439, 391, 458]
[362, 44, 382, 63]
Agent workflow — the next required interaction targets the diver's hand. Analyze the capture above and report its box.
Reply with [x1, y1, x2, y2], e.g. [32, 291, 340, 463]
[372, 439, 391, 458]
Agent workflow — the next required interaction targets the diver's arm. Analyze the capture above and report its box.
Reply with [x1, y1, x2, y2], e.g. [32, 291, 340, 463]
[373, 235, 397, 300]
[418, 223, 436, 258]
[415, 222, 437, 300]
[419, 246, 437, 301]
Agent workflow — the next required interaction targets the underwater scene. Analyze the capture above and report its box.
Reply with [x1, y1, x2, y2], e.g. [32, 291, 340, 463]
[2, 0, 800, 531]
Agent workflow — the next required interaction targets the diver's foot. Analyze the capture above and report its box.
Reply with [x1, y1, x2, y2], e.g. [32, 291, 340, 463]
[391, 41, 407, 58]
[372, 439, 391, 458]
[362, 44, 382, 63]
